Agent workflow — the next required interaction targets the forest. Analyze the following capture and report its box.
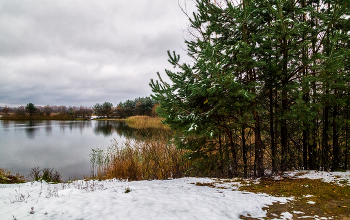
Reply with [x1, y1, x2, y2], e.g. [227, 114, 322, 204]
[0, 96, 159, 120]
[150, 0, 350, 177]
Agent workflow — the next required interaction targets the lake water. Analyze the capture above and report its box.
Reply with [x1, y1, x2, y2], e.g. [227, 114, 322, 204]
[0, 120, 136, 181]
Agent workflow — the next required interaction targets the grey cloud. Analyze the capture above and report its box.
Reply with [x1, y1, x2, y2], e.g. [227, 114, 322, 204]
[0, 0, 196, 107]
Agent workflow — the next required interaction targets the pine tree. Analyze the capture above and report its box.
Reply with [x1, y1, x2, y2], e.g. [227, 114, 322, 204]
[150, 0, 350, 177]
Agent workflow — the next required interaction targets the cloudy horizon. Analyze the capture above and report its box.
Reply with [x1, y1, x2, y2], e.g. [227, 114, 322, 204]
[0, 0, 196, 107]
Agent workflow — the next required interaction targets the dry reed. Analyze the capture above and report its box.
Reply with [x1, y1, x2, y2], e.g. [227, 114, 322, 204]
[125, 116, 169, 130]
[90, 116, 189, 180]
[91, 138, 190, 181]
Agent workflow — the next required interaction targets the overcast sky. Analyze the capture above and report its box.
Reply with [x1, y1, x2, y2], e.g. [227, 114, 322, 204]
[0, 0, 196, 107]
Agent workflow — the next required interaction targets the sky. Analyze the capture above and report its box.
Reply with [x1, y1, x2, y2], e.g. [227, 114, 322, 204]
[0, 0, 196, 107]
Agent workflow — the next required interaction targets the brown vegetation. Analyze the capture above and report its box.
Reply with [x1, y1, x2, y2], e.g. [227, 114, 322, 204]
[91, 139, 190, 181]
[240, 178, 350, 218]
[91, 116, 189, 180]
[0, 113, 76, 120]
[0, 168, 26, 184]
[105, 140, 186, 180]
[125, 116, 169, 129]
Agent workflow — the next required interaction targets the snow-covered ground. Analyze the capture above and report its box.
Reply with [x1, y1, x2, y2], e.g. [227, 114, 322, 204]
[1, 171, 349, 220]
[1, 177, 289, 220]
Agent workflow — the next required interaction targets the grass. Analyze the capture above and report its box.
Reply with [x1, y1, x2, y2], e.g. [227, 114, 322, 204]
[125, 187, 132, 193]
[239, 177, 350, 219]
[90, 116, 185, 181]
[125, 116, 169, 130]
[0, 168, 26, 184]
[195, 182, 215, 187]
[90, 138, 190, 181]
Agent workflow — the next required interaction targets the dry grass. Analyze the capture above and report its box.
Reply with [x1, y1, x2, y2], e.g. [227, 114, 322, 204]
[125, 116, 169, 130]
[195, 182, 215, 187]
[0, 168, 26, 184]
[89, 116, 185, 181]
[91, 138, 190, 181]
[240, 177, 350, 219]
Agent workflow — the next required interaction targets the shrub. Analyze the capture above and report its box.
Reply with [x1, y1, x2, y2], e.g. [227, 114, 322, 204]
[30, 167, 62, 183]
[0, 168, 26, 184]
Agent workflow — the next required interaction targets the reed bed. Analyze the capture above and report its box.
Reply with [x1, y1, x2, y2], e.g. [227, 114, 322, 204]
[125, 116, 169, 130]
[90, 138, 190, 181]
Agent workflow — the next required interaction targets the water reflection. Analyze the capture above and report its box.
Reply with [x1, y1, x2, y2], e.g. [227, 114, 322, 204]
[25, 121, 38, 139]
[94, 121, 115, 137]
[45, 120, 52, 136]
[58, 121, 92, 134]
[2, 120, 10, 130]
[0, 120, 171, 181]
[93, 120, 172, 141]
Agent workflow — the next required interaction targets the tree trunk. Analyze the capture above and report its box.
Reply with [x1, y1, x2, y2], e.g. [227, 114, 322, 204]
[280, 36, 289, 171]
[332, 102, 339, 171]
[218, 131, 224, 176]
[281, 89, 288, 171]
[254, 110, 264, 177]
[302, 78, 309, 170]
[322, 105, 330, 170]
[301, 0, 308, 170]
[242, 126, 247, 178]
[345, 121, 349, 170]
[270, 87, 277, 173]
[223, 125, 236, 177]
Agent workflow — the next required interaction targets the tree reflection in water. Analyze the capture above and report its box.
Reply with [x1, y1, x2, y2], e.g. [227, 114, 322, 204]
[45, 120, 52, 136]
[93, 120, 172, 141]
[25, 120, 38, 139]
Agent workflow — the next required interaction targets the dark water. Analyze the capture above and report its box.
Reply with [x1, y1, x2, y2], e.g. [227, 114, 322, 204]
[0, 120, 140, 181]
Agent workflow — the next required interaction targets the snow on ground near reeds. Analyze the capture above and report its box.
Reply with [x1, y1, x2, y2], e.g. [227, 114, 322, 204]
[0, 177, 289, 220]
[2, 171, 349, 220]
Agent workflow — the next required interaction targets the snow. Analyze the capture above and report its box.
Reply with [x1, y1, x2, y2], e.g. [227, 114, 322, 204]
[0, 177, 288, 220]
[2, 171, 349, 219]
[306, 201, 316, 204]
[285, 170, 350, 185]
[280, 212, 293, 219]
[303, 194, 313, 198]
[271, 212, 293, 220]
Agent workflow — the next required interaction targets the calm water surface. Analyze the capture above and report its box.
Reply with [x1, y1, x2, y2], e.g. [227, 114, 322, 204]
[0, 120, 135, 181]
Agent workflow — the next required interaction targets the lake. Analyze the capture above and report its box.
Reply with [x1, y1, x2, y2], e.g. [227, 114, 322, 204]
[0, 120, 138, 181]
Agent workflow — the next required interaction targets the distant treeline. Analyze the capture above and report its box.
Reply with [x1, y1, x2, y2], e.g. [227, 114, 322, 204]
[94, 97, 159, 119]
[0, 96, 159, 120]
[0, 103, 93, 120]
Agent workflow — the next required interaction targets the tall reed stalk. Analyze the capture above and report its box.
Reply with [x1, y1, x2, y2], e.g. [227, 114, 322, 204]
[90, 138, 190, 181]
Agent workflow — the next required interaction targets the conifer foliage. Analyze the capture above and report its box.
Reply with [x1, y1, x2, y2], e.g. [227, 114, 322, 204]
[150, 0, 350, 177]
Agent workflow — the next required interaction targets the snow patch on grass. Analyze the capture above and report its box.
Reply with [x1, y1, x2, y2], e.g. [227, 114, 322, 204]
[307, 200, 316, 204]
[285, 170, 350, 186]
